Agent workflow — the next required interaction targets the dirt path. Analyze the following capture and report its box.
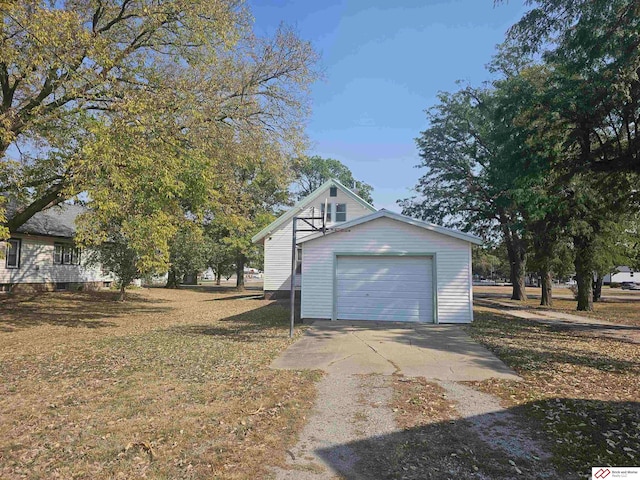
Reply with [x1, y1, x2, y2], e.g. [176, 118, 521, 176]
[273, 373, 396, 479]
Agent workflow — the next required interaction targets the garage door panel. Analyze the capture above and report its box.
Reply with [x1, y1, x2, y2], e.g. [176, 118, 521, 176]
[336, 278, 431, 293]
[336, 256, 434, 323]
[337, 273, 430, 282]
[337, 289, 431, 299]
[337, 298, 430, 310]
[337, 312, 425, 322]
[337, 264, 428, 276]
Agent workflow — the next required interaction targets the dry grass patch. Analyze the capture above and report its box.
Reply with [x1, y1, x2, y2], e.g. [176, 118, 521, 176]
[0, 287, 319, 479]
[467, 308, 640, 476]
[386, 377, 536, 479]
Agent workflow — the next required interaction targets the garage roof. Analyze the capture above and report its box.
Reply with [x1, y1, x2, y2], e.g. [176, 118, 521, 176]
[296, 209, 483, 245]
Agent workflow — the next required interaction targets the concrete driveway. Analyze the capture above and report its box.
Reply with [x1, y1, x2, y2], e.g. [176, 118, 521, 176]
[272, 320, 519, 381]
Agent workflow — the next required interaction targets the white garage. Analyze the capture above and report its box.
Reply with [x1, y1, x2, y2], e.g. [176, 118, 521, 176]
[298, 210, 482, 324]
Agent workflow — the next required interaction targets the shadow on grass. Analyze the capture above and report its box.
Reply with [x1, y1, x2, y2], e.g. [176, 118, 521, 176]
[0, 290, 172, 332]
[157, 284, 263, 295]
[208, 294, 265, 301]
[170, 303, 290, 341]
[311, 398, 639, 480]
[470, 311, 640, 374]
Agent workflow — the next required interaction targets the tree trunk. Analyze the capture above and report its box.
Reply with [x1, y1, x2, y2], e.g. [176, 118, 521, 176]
[215, 270, 221, 285]
[574, 238, 594, 311]
[540, 269, 553, 306]
[504, 231, 527, 301]
[166, 268, 179, 288]
[119, 283, 126, 302]
[593, 274, 603, 303]
[235, 255, 245, 290]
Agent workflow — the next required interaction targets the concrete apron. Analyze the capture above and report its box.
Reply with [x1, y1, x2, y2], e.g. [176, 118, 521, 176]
[271, 320, 520, 381]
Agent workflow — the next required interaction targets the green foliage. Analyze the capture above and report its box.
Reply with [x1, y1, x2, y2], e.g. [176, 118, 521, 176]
[403, 1, 640, 307]
[293, 156, 374, 204]
[168, 225, 210, 284]
[84, 233, 140, 300]
[1, 0, 319, 272]
[504, 0, 640, 174]
[472, 246, 509, 280]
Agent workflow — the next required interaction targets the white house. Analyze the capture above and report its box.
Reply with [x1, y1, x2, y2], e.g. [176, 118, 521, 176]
[253, 181, 482, 323]
[1, 204, 112, 292]
[252, 179, 376, 298]
[603, 266, 637, 284]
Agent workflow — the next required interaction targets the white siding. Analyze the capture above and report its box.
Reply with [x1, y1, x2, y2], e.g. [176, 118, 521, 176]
[604, 268, 638, 284]
[300, 217, 473, 324]
[0, 235, 111, 285]
[263, 186, 373, 291]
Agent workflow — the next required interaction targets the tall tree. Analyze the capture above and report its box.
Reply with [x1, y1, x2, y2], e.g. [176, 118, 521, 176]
[166, 223, 210, 289]
[499, 0, 640, 309]
[210, 143, 290, 290]
[1, 0, 319, 241]
[400, 85, 537, 301]
[502, 0, 640, 175]
[292, 156, 374, 204]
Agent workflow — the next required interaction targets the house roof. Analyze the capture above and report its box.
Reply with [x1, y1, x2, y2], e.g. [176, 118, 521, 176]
[14, 203, 86, 239]
[251, 178, 376, 244]
[296, 209, 483, 245]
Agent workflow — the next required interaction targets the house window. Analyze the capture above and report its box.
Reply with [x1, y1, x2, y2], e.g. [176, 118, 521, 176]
[295, 247, 302, 274]
[320, 202, 332, 222]
[5, 239, 21, 269]
[330, 186, 338, 197]
[54, 243, 81, 265]
[335, 203, 347, 222]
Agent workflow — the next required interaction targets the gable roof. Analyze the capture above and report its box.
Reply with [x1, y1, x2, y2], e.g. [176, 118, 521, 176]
[14, 203, 85, 239]
[252, 178, 376, 243]
[297, 209, 483, 245]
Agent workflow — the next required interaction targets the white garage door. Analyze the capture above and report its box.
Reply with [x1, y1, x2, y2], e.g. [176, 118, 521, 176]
[336, 256, 434, 322]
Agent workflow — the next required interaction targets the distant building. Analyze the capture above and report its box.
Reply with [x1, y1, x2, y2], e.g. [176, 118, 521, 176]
[603, 266, 637, 284]
[1, 204, 112, 292]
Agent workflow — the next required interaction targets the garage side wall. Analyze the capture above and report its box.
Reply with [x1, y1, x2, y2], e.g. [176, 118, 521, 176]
[300, 217, 473, 323]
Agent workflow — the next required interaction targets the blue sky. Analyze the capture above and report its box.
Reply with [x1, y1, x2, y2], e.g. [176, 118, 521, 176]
[250, 0, 529, 211]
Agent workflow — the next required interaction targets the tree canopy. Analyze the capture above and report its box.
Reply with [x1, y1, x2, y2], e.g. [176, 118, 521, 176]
[1, 0, 319, 282]
[292, 155, 374, 204]
[402, 1, 640, 310]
